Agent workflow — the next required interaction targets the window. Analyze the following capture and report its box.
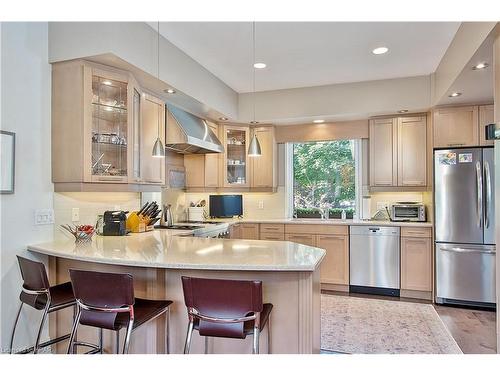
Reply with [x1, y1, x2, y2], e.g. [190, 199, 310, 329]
[289, 140, 360, 219]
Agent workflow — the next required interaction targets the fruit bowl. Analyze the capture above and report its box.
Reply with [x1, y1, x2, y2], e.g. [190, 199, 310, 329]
[60, 224, 96, 243]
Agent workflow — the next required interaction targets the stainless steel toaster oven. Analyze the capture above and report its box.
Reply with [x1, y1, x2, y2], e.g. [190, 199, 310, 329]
[390, 202, 426, 222]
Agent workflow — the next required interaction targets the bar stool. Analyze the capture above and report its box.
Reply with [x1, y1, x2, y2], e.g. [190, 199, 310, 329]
[181, 276, 273, 354]
[10, 256, 77, 354]
[67, 269, 173, 354]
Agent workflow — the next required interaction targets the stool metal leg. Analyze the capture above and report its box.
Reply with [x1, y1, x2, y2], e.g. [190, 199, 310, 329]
[252, 327, 260, 354]
[115, 330, 120, 354]
[123, 319, 134, 354]
[67, 306, 81, 354]
[99, 328, 103, 354]
[72, 305, 78, 354]
[33, 300, 50, 354]
[165, 308, 170, 354]
[204, 336, 209, 354]
[9, 302, 23, 354]
[183, 321, 194, 354]
[267, 316, 271, 354]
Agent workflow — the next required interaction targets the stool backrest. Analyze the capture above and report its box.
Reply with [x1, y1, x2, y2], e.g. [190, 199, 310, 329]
[17, 255, 50, 291]
[69, 269, 135, 308]
[17, 256, 51, 309]
[181, 276, 263, 338]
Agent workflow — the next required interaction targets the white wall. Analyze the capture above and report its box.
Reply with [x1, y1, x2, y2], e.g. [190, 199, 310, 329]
[48, 22, 238, 120]
[0, 22, 53, 352]
[238, 75, 431, 123]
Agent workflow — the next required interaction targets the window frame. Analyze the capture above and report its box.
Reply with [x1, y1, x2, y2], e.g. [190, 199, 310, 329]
[285, 139, 362, 220]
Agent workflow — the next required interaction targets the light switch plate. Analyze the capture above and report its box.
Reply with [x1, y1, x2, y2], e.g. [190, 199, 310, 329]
[34, 209, 54, 225]
[71, 208, 80, 222]
[258, 201, 264, 209]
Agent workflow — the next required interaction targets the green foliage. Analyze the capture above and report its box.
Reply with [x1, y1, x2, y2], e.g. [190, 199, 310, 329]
[293, 140, 356, 213]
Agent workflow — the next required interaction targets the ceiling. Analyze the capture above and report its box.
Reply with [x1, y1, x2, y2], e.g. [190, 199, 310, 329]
[155, 22, 460, 93]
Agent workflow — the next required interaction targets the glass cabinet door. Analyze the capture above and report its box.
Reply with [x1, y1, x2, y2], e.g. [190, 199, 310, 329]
[225, 127, 248, 185]
[91, 76, 128, 180]
[132, 88, 141, 181]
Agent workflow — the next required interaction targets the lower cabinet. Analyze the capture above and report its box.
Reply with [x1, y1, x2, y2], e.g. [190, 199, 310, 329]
[229, 224, 241, 239]
[240, 223, 259, 240]
[400, 227, 432, 294]
[316, 235, 349, 285]
[260, 233, 285, 241]
[284, 233, 316, 246]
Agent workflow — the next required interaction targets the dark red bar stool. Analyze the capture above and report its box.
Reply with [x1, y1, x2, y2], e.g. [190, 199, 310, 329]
[10, 256, 77, 354]
[67, 269, 173, 354]
[181, 276, 273, 354]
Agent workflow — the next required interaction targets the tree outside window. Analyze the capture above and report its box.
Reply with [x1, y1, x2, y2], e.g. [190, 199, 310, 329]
[293, 140, 356, 219]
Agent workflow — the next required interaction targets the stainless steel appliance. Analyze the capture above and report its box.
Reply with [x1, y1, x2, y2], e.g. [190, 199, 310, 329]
[434, 148, 496, 307]
[390, 202, 426, 222]
[350, 226, 401, 296]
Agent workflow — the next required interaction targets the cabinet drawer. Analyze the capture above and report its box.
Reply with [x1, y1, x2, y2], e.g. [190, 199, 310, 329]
[285, 233, 316, 246]
[401, 227, 432, 238]
[285, 224, 348, 235]
[260, 233, 285, 241]
[260, 224, 285, 233]
[240, 223, 259, 240]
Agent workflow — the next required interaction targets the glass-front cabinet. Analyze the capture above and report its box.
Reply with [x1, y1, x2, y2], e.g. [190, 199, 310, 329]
[223, 125, 250, 187]
[91, 75, 129, 182]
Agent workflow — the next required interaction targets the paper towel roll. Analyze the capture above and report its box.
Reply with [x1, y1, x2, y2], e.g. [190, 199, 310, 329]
[361, 196, 371, 220]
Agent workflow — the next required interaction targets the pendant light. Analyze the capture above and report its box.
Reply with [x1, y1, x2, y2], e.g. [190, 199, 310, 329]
[248, 21, 262, 157]
[152, 21, 165, 158]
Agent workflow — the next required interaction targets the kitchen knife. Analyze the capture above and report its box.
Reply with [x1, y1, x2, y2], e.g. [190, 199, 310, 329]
[137, 202, 149, 216]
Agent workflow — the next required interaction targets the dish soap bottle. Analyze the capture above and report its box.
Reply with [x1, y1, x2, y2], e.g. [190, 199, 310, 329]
[341, 209, 346, 221]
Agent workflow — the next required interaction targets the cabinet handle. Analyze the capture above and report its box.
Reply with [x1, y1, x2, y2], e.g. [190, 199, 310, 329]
[289, 235, 312, 239]
[96, 176, 124, 181]
[262, 227, 280, 231]
[447, 143, 465, 147]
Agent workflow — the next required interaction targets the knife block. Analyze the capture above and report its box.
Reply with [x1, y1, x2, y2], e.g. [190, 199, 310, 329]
[126, 212, 153, 233]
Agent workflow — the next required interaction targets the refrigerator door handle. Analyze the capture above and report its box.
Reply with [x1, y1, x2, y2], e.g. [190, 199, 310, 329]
[484, 161, 492, 229]
[441, 246, 496, 255]
[476, 161, 483, 228]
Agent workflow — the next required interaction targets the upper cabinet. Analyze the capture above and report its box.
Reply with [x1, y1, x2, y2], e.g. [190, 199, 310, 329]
[432, 106, 479, 148]
[184, 123, 277, 192]
[479, 104, 494, 146]
[52, 60, 165, 191]
[369, 115, 427, 188]
[223, 125, 250, 188]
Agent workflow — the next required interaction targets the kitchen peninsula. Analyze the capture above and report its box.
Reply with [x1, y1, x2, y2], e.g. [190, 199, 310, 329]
[27, 231, 325, 354]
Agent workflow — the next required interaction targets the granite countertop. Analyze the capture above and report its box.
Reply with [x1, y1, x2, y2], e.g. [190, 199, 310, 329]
[28, 231, 326, 272]
[209, 218, 433, 228]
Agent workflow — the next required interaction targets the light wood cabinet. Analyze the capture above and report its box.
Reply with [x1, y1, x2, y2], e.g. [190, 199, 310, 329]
[205, 122, 220, 187]
[260, 233, 285, 241]
[401, 228, 432, 293]
[397, 116, 427, 186]
[317, 235, 349, 285]
[369, 118, 397, 186]
[140, 94, 165, 185]
[479, 104, 494, 146]
[250, 126, 277, 189]
[229, 223, 242, 239]
[284, 233, 316, 246]
[369, 116, 427, 188]
[222, 125, 250, 188]
[240, 223, 259, 240]
[433, 106, 479, 148]
[260, 223, 285, 241]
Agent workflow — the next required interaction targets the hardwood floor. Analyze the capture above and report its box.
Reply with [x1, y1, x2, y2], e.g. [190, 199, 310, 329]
[321, 290, 497, 354]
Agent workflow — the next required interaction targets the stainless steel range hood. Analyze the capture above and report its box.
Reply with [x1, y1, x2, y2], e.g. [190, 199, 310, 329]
[166, 105, 224, 154]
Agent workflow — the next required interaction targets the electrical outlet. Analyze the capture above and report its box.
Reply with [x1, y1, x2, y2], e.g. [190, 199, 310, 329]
[71, 208, 80, 222]
[258, 201, 264, 209]
[34, 209, 54, 225]
[376, 202, 388, 210]
[114, 205, 121, 211]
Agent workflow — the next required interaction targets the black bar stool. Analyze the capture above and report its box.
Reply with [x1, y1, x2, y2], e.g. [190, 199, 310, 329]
[67, 269, 173, 354]
[181, 276, 273, 354]
[10, 256, 77, 354]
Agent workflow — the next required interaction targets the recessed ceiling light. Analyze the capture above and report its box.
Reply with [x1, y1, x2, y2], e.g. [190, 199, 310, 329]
[313, 119, 325, 123]
[472, 62, 489, 70]
[448, 92, 462, 98]
[253, 62, 267, 69]
[398, 110, 409, 113]
[372, 47, 389, 55]
[164, 88, 176, 94]
[250, 120, 259, 124]
[219, 117, 228, 121]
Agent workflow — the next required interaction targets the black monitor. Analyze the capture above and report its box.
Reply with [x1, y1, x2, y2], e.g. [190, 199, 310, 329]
[209, 195, 243, 218]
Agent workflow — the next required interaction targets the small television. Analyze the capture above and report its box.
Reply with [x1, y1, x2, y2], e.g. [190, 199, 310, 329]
[209, 195, 243, 218]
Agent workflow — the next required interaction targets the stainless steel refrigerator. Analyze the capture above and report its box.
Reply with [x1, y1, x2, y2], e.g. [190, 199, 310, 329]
[434, 148, 496, 307]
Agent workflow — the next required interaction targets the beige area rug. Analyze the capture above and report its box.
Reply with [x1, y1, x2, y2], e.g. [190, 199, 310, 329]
[321, 294, 462, 354]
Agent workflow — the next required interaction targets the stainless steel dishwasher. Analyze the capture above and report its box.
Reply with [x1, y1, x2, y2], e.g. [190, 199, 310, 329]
[349, 226, 401, 296]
